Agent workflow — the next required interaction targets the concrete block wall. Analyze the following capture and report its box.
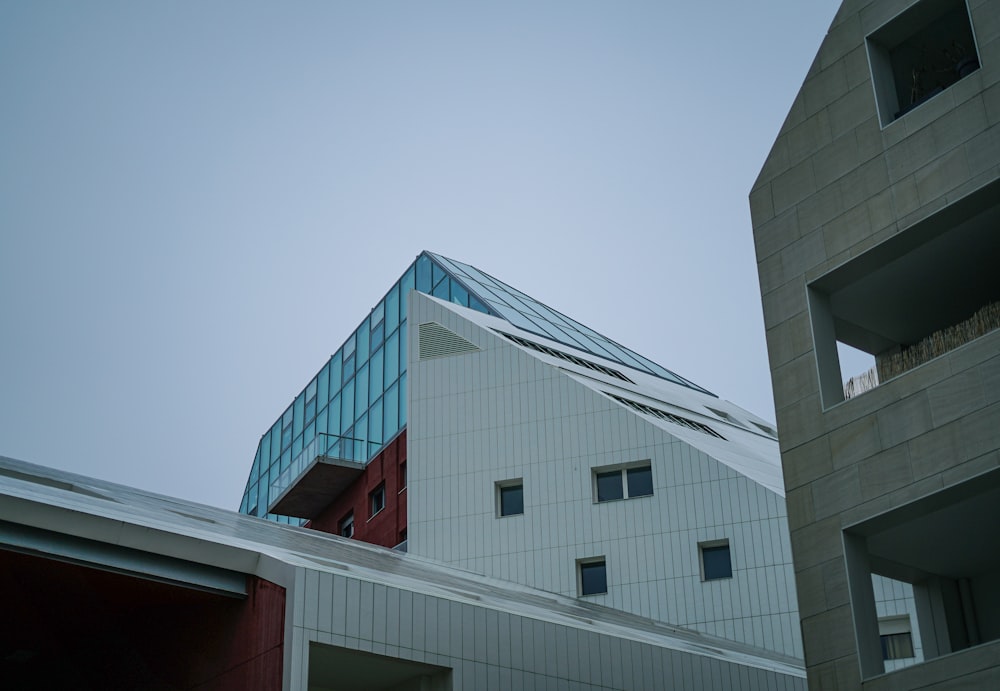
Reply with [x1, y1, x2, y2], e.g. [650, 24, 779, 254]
[406, 293, 803, 659]
[751, 0, 1000, 687]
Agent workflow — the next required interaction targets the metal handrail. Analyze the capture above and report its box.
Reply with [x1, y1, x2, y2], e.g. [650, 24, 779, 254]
[270, 432, 382, 507]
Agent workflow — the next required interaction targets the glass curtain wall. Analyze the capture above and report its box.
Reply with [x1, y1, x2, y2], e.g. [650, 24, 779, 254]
[240, 253, 490, 522]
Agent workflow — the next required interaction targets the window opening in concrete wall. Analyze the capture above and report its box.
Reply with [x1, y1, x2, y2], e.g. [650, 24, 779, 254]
[339, 511, 354, 538]
[699, 540, 733, 581]
[809, 179, 1000, 407]
[867, 0, 980, 126]
[578, 557, 608, 596]
[496, 479, 524, 517]
[844, 468, 1000, 678]
[839, 342, 879, 400]
[369, 484, 385, 518]
[593, 463, 653, 503]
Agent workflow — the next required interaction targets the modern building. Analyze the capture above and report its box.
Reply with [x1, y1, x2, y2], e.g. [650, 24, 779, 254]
[750, 0, 1000, 688]
[0, 454, 808, 689]
[238, 251, 808, 659]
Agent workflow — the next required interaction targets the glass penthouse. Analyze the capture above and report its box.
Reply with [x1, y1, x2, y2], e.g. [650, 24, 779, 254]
[238, 251, 710, 531]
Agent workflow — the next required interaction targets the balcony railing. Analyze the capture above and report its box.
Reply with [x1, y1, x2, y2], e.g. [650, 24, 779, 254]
[268, 433, 382, 518]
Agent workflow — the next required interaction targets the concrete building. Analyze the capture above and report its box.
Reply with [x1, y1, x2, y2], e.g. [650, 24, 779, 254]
[0, 454, 808, 689]
[239, 251, 807, 660]
[750, 0, 1000, 688]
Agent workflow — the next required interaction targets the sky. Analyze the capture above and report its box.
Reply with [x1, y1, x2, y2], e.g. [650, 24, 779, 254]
[1, 1, 842, 510]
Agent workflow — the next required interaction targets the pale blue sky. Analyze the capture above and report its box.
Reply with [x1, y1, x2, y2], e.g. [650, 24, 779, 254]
[1, 1, 841, 508]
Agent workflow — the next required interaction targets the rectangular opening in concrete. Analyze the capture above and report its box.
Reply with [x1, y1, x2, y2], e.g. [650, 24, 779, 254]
[808, 179, 1000, 407]
[844, 468, 1000, 678]
[867, 0, 980, 126]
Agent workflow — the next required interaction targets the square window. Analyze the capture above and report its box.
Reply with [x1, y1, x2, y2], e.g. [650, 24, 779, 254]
[370, 484, 385, 517]
[339, 512, 354, 539]
[497, 479, 524, 517]
[700, 540, 733, 580]
[578, 558, 607, 596]
[626, 466, 653, 497]
[867, 0, 980, 126]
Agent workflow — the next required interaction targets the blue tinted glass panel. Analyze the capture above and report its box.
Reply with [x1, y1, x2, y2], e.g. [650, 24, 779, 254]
[328, 394, 341, 435]
[304, 421, 315, 446]
[356, 318, 369, 362]
[416, 255, 432, 292]
[401, 264, 415, 316]
[399, 321, 407, 373]
[372, 300, 384, 327]
[355, 413, 368, 454]
[292, 433, 302, 459]
[370, 347, 384, 396]
[432, 277, 450, 300]
[280, 448, 291, 473]
[399, 373, 407, 426]
[343, 352, 355, 381]
[305, 396, 316, 424]
[341, 381, 354, 432]
[431, 261, 445, 288]
[250, 447, 260, 485]
[385, 283, 399, 331]
[329, 351, 342, 394]
[293, 395, 304, 438]
[270, 421, 281, 461]
[317, 406, 328, 435]
[281, 422, 292, 451]
[257, 481, 267, 516]
[355, 363, 369, 417]
[343, 332, 356, 357]
[384, 382, 399, 441]
[384, 330, 399, 383]
[371, 320, 384, 350]
[369, 397, 383, 445]
[451, 280, 469, 307]
[318, 363, 329, 405]
[468, 293, 488, 314]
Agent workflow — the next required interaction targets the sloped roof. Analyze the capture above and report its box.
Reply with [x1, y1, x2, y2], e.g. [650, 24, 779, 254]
[0, 454, 803, 676]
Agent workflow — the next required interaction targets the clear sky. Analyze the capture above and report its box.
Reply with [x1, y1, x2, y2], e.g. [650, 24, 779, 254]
[1, 1, 841, 509]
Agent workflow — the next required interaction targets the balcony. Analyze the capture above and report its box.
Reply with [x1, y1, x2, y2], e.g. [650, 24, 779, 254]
[268, 433, 381, 519]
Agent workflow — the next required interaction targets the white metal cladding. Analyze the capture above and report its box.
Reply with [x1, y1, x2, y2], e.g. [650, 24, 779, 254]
[406, 293, 805, 659]
[417, 321, 481, 360]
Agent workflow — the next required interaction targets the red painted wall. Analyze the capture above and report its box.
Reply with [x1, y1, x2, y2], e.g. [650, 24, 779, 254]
[309, 429, 407, 547]
[0, 549, 285, 690]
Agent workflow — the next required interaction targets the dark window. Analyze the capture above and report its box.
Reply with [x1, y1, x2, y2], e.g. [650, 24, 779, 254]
[339, 512, 354, 539]
[579, 559, 607, 596]
[370, 484, 385, 517]
[701, 542, 733, 580]
[880, 632, 915, 660]
[499, 483, 524, 517]
[595, 464, 653, 502]
[626, 466, 653, 497]
[596, 471, 624, 502]
[399, 461, 407, 490]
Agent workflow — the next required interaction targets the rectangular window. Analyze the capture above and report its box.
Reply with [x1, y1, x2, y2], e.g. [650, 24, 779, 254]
[370, 483, 385, 517]
[339, 512, 354, 539]
[593, 462, 653, 502]
[700, 540, 733, 581]
[398, 461, 407, 492]
[879, 617, 915, 660]
[496, 479, 524, 517]
[578, 558, 607, 596]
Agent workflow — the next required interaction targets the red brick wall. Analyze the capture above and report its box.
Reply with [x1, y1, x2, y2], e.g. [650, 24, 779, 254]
[309, 429, 407, 547]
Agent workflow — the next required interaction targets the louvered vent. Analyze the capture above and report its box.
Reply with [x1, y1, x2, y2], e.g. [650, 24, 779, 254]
[418, 322, 481, 360]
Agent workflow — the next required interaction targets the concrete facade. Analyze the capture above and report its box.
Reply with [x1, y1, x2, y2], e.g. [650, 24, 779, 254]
[750, 0, 1000, 688]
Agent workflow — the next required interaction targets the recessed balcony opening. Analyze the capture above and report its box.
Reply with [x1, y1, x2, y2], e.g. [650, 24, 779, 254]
[844, 468, 1000, 679]
[867, 0, 980, 127]
[809, 179, 1000, 408]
